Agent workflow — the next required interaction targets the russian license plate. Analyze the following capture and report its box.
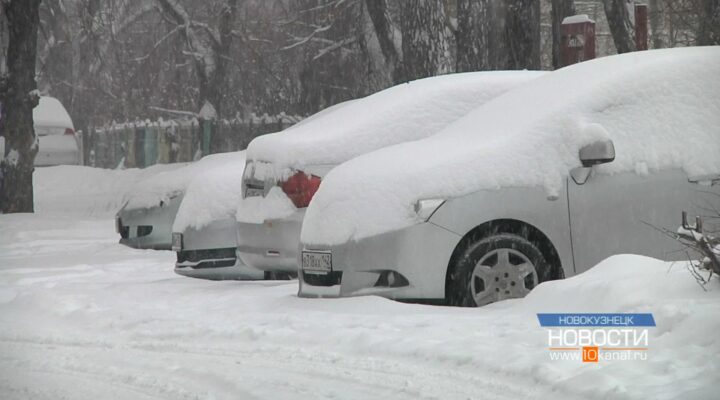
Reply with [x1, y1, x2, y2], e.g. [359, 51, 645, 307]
[302, 251, 332, 274]
[171, 232, 183, 252]
[245, 187, 264, 198]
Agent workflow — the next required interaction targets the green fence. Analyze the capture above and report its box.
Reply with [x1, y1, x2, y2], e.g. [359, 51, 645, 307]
[83, 113, 301, 169]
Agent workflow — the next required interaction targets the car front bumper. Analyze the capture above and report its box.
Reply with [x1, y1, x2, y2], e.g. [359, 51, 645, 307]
[116, 196, 182, 250]
[298, 221, 461, 300]
[175, 253, 265, 281]
[236, 209, 304, 273]
[174, 217, 265, 281]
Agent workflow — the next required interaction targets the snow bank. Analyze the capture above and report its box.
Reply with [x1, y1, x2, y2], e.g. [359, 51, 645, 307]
[302, 47, 720, 245]
[247, 71, 546, 175]
[1, 214, 717, 399]
[172, 151, 246, 232]
[34, 164, 185, 216]
[123, 152, 243, 211]
[33, 96, 74, 130]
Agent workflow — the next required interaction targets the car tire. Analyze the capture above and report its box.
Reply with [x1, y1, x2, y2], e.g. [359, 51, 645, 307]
[447, 233, 552, 307]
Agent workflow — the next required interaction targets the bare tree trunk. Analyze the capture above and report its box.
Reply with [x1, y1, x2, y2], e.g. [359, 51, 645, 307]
[0, 0, 41, 213]
[648, 0, 663, 48]
[551, 0, 576, 69]
[456, 0, 491, 72]
[156, 0, 237, 119]
[38, 0, 74, 105]
[505, 0, 541, 70]
[365, 0, 402, 83]
[399, 0, 454, 81]
[207, 0, 238, 121]
[697, 0, 720, 45]
[603, 0, 636, 53]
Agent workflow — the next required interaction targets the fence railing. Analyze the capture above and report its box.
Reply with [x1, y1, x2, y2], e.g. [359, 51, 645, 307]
[82, 113, 301, 169]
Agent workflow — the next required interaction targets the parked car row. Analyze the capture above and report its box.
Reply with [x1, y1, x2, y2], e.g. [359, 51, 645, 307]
[116, 47, 720, 307]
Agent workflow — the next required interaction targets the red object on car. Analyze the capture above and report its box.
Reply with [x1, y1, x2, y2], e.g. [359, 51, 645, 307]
[281, 171, 321, 208]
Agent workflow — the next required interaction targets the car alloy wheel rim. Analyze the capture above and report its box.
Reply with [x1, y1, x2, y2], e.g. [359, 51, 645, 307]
[470, 248, 538, 306]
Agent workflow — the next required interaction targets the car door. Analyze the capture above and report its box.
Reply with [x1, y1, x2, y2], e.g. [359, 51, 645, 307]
[568, 167, 719, 273]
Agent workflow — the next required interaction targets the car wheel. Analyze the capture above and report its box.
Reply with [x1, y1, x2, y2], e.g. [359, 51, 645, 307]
[447, 233, 551, 307]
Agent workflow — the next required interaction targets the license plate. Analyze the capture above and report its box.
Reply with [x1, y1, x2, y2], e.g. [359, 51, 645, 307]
[171, 232, 183, 252]
[302, 251, 332, 274]
[246, 187, 264, 198]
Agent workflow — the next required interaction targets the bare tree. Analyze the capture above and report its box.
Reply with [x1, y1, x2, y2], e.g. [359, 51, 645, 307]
[399, 0, 454, 81]
[603, 0, 636, 53]
[505, 0, 541, 69]
[156, 0, 238, 120]
[551, 0, 576, 68]
[0, 0, 41, 213]
[365, 0, 402, 82]
[697, 0, 720, 45]
[456, 0, 491, 72]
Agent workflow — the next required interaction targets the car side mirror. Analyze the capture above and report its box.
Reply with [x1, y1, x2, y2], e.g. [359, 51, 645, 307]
[579, 140, 615, 167]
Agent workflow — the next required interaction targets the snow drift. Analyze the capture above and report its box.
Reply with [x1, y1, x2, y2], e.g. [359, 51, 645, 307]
[1, 205, 718, 399]
[33, 163, 185, 216]
[302, 47, 720, 245]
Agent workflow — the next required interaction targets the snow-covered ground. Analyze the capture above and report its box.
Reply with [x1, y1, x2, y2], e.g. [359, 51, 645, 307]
[1, 166, 718, 399]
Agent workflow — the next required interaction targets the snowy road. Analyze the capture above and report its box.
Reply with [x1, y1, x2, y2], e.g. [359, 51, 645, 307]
[1, 210, 718, 399]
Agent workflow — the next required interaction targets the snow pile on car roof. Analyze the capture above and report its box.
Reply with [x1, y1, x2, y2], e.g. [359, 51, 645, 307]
[123, 152, 244, 211]
[33, 96, 74, 129]
[247, 71, 546, 173]
[34, 163, 185, 216]
[173, 151, 247, 232]
[302, 47, 720, 245]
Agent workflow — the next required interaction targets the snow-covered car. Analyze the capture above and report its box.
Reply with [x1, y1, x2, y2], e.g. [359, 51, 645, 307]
[236, 71, 545, 275]
[115, 166, 189, 250]
[298, 47, 720, 306]
[172, 151, 266, 280]
[0, 96, 81, 166]
[33, 96, 80, 166]
[115, 153, 235, 249]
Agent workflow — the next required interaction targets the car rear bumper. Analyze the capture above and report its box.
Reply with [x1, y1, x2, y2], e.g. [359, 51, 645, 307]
[298, 222, 461, 300]
[236, 209, 305, 273]
[174, 218, 265, 280]
[175, 249, 265, 281]
[35, 134, 79, 166]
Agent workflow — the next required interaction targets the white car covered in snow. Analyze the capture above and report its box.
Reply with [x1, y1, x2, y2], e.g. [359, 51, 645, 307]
[299, 47, 720, 306]
[236, 71, 545, 276]
[115, 164, 190, 250]
[0, 96, 79, 166]
[172, 151, 267, 280]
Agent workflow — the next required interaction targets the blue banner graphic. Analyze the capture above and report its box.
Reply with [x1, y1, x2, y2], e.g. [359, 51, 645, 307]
[537, 313, 656, 327]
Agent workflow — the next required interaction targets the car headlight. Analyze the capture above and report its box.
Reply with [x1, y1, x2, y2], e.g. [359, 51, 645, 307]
[171, 232, 183, 252]
[414, 198, 445, 221]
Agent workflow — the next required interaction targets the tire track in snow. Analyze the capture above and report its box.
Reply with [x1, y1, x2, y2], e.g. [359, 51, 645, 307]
[0, 337, 580, 400]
